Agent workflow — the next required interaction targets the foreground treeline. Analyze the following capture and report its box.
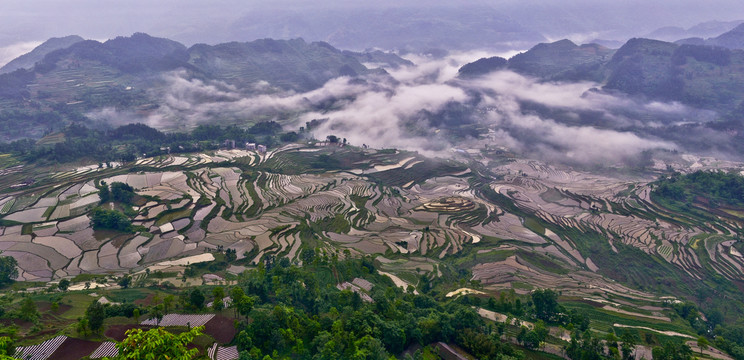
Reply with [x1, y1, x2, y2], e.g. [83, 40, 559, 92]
[231, 256, 523, 360]
[0, 122, 299, 164]
[0, 255, 721, 359]
[220, 256, 698, 359]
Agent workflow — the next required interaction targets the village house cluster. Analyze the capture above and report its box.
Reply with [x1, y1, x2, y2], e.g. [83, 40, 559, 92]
[223, 139, 267, 154]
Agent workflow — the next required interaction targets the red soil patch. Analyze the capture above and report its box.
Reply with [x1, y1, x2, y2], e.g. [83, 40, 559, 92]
[0, 318, 32, 331]
[37, 302, 73, 316]
[49, 338, 101, 360]
[204, 315, 237, 344]
[134, 293, 155, 306]
[105, 324, 154, 341]
[37, 301, 53, 312]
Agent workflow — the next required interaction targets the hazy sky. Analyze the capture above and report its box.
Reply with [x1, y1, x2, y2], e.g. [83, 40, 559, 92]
[2, 0, 744, 65]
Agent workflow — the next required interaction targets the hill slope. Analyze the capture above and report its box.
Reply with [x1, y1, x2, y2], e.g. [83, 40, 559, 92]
[0, 33, 409, 141]
[460, 37, 744, 113]
[0, 35, 84, 74]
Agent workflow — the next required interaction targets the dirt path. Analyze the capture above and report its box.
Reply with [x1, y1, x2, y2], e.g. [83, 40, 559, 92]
[378, 271, 418, 294]
[602, 305, 670, 322]
[613, 324, 694, 339]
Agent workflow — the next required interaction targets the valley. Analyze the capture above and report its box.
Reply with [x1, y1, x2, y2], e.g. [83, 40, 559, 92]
[1, 12, 744, 358]
[1, 133, 743, 356]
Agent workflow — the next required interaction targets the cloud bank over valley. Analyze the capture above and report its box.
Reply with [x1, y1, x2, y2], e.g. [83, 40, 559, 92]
[83, 49, 729, 167]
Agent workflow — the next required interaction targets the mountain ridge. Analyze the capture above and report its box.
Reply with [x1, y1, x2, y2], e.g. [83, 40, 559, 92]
[459, 36, 744, 114]
[0, 35, 84, 74]
[0, 33, 411, 141]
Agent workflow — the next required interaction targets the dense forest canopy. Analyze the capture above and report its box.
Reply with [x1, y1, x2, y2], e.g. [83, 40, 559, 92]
[653, 170, 744, 207]
[0, 122, 289, 165]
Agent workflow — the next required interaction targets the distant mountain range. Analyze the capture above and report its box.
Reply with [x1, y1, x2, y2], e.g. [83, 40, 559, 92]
[0, 33, 410, 141]
[2, 25, 744, 157]
[645, 19, 744, 42]
[0, 35, 84, 74]
[676, 23, 744, 49]
[459, 32, 744, 115]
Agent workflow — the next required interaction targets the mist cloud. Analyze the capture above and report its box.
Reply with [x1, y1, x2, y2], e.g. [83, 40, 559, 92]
[0, 41, 41, 68]
[299, 53, 678, 165]
[93, 50, 706, 166]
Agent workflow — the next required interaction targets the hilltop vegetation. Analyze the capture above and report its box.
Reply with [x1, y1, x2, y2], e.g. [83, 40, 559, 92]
[0, 34, 408, 142]
[0, 121, 289, 165]
[0, 35, 84, 74]
[653, 170, 744, 207]
[461, 36, 744, 115]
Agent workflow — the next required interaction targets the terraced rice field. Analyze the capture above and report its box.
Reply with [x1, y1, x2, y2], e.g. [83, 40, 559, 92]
[0, 142, 743, 308]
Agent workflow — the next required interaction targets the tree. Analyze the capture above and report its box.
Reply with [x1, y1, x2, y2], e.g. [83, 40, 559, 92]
[90, 208, 132, 232]
[522, 330, 541, 350]
[113, 326, 203, 360]
[98, 181, 110, 203]
[280, 132, 299, 142]
[163, 294, 174, 313]
[117, 276, 132, 289]
[620, 330, 638, 360]
[225, 248, 237, 263]
[77, 317, 90, 337]
[19, 298, 38, 322]
[86, 301, 106, 333]
[236, 295, 255, 318]
[151, 304, 164, 326]
[531, 289, 561, 322]
[189, 289, 205, 310]
[0, 254, 18, 287]
[652, 340, 693, 360]
[213, 287, 225, 311]
[236, 330, 253, 352]
[697, 336, 709, 355]
[57, 279, 70, 291]
[0, 336, 17, 360]
[110, 182, 136, 204]
[300, 248, 315, 264]
[230, 287, 246, 318]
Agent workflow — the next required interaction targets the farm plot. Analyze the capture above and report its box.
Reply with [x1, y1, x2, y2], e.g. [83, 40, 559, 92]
[3, 207, 48, 223]
[32, 236, 82, 258]
[118, 235, 149, 268]
[57, 215, 90, 232]
[0, 198, 16, 214]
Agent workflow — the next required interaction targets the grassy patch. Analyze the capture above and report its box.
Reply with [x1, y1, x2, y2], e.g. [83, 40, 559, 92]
[450, 248, 514, 270]
[104, 288, 152, 303]
[6, 281, 46, 291]
[539, 188, 566, 203]
[59, 293, 98, 320]
[523, 217, 545, 235]
[71, 273, 109, 283]
[35, 132, 66, 146]
[154, 207, 193, 226]
[0, 154, 19, 169]
[511, 282, 534, 290]
[0, 199, 15, 214]
[517, 250, 570, 275]
[562, 301, 693, 335]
